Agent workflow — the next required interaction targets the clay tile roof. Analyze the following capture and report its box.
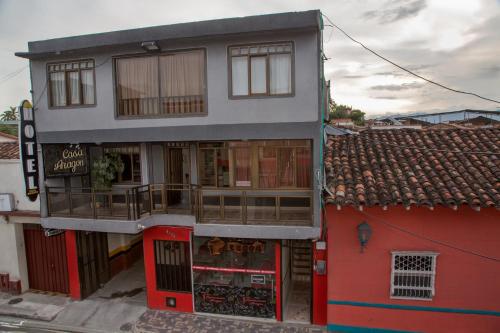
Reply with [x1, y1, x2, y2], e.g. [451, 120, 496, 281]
[0, 142, 19, 159]
[324, 128, 500, 209]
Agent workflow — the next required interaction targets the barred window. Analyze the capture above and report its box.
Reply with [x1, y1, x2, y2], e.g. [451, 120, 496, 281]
[154, 240, 192, 292]
[390, 251, 438, 300]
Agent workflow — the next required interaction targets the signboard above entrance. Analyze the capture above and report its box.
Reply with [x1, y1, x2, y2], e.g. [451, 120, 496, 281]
[44, 144, 88, 178]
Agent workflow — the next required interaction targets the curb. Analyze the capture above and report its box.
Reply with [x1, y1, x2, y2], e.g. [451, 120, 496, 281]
[0, 315, 108, 333]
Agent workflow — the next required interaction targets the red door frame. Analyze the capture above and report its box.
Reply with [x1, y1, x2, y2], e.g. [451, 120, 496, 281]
[275, 240, 282, 321]
[143, 226, 194, 312]
[312, 240, 327, 325]
[65, 230, 81, 300]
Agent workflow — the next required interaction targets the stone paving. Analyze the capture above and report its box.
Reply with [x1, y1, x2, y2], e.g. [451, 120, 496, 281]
[133, 310, 326, 333]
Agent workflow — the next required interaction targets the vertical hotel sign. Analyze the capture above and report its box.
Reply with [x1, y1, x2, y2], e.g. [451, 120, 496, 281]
[19, 100, 39, 201]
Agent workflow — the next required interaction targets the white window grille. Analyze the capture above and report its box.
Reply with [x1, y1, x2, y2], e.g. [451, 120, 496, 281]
[390, 251, 438, 300]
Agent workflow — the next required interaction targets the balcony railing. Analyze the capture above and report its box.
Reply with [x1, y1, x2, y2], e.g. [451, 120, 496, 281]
[46, 185, 151, 220]
[46, 184, 313, 226]
[197, 189, 313, 226]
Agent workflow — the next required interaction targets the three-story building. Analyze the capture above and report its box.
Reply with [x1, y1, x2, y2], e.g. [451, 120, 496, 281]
[16, 10, 328, 324]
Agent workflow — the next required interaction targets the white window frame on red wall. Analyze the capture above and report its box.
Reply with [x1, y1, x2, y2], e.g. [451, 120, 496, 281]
[390, 251, 438, 301]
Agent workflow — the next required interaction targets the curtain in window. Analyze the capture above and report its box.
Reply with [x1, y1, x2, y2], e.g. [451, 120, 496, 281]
[279, 148, 295, 187]
[116, 56, 158, 116]
[258, 147, 277, 188]
[231, 57, 248, 96]
[160, 50, 204, 114]
[50, 72, 66, 106]
[234, 148, 251, 186]
[296, 148, 311, 187]
[270, 54, 291, 94]
[68, 71, 80, 105]
[81, 69, 94, 104]
[250, 56, 266, 94]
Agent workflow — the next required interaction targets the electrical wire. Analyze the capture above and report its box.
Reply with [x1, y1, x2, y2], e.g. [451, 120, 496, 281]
[0, 65, 28, 85]
[357, 209, 500, 263]
[321, 13, 500, 105]
[32, 57, 111, 110]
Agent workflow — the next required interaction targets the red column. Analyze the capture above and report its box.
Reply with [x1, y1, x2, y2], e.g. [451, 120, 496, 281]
[312, 241, 327, 325]
[65, 230, 81, 300]
[275, 240, 282, 321]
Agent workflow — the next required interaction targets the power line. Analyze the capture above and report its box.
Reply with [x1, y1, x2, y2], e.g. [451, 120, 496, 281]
[0, 65, 28, 85]
[357, 209, 500, 263]
[32, 57, 111, 109]
[321, 13, 500, 105]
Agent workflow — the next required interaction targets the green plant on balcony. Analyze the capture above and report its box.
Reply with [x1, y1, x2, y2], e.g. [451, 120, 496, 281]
[91, 152, 124, 191]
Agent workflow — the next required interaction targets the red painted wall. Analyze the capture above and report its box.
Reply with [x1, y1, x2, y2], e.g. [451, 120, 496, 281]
[326, 205, 500, 332]
[312, 241, 327, 325]
[65, 230, 81, 300]
[143, 226, 193, 313]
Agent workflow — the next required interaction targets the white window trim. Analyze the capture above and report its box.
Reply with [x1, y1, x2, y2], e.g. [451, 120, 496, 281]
[390, 251, 438, 301]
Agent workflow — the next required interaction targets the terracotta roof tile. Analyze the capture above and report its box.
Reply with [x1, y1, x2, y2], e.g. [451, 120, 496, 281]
[0, 142, 19, 159]
[325, 128, 500, 209]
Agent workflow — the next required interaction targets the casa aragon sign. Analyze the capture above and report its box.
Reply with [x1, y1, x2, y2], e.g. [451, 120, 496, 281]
[44, 144, 88, 178]
[19, 100, 39, 201]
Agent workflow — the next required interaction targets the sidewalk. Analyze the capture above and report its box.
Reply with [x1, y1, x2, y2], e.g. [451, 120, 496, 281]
[0, 291, 325, 333]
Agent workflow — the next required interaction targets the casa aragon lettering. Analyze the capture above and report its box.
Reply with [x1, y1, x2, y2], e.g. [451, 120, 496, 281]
[43, 144, 88, 178]
[19, 100, 39, 201]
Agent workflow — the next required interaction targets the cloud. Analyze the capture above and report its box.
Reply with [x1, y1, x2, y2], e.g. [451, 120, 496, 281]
[371, 96, 400, 100]
[363, 0, 427, 24]
[370, 82, 425, 91]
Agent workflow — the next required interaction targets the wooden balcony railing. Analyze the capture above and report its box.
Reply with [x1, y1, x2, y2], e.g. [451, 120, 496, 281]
[46, 185, 313, 226]
[196, 189, 313, 226]
[118, 95, 205, 117]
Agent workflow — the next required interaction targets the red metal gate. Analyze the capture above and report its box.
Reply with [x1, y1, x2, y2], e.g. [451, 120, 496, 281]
[23, 224, 69, 294]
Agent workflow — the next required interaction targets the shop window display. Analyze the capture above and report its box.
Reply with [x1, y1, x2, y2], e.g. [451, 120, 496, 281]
[192, 237, 277, 319]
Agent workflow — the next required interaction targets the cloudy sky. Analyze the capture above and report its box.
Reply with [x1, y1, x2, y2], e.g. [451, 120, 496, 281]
[0, 0, 499, 117]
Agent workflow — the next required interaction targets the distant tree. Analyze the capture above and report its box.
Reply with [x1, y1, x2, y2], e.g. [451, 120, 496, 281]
[1, 106, 18, 121]
[329, 101, 365, 126]
[0, 124, 17, 136]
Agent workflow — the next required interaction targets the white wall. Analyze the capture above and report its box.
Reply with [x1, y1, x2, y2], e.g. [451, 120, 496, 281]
[0, 159, 39, 211]
[107, 232, 142, 256]
[0, 220, 30, 292]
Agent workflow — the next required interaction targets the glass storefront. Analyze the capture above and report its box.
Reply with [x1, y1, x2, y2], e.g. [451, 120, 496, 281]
[192, 237, 277, 319]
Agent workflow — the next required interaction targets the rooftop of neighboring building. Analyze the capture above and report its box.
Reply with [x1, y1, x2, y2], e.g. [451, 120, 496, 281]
[324, 127, 500, 209]
[0, 131, 19, 159]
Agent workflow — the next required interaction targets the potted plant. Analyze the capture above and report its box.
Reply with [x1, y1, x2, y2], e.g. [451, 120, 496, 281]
[91, 153, 124, 207]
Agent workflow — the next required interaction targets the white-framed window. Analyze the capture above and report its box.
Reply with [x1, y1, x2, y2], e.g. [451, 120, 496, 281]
[390, 251, 438, 300]
[229, 42, 293, 97]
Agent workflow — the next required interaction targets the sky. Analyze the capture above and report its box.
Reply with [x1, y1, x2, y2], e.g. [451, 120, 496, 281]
[0, 0, 499, 118]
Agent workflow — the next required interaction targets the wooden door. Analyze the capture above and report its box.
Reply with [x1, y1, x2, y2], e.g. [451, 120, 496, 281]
[76, 231, 109, 299]
[166, 148, 185, 206]
[23, 224, 69, 294]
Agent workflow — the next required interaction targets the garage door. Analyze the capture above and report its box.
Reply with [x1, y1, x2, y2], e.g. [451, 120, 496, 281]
[23, 224, 69, 294]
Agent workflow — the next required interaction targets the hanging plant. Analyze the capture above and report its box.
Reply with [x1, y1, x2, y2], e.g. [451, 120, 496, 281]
[91, 152, 125, 191]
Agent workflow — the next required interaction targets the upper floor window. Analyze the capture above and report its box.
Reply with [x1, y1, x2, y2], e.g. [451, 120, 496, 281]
[229, 42, 293, 98]
[48, 60, 95, 108]
[390, 251, 438, 300]
[198, 140, 310, 189]
[115, 49, 206, 118]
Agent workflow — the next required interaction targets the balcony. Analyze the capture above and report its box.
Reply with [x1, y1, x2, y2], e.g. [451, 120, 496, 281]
[46, 184, 312, 227]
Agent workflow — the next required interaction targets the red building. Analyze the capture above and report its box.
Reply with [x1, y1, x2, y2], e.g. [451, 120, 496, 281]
[324, 128, 500, 332]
